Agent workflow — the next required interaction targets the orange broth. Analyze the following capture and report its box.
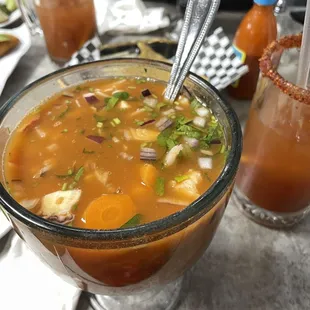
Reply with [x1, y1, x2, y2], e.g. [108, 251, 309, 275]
[4, 78, 226, 230]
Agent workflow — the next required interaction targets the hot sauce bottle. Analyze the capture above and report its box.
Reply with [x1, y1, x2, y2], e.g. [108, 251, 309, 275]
[228, 0, 277, 100]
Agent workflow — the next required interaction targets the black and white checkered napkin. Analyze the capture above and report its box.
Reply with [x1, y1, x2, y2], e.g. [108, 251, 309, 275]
[67, 27, 248, 90]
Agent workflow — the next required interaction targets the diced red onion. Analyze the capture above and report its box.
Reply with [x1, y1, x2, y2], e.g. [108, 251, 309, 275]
[156, 117, 173, 131]
[83, 93, 99, 104]
[141, 89, 152, 97]
[184, 137, 199, 148]
[196, 107, 210, 117]
[86, 135, 105, 144]
[141, 119, 155, 127]
[62, 92, 74, 98]
[143, 97, 158, 109]
[193, 116, 206, 128]
[140, 148, 157, 161]
[198, 157, 213, 169]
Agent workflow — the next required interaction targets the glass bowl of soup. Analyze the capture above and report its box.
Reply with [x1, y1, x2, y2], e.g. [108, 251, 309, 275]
[0, 59, 241, 310]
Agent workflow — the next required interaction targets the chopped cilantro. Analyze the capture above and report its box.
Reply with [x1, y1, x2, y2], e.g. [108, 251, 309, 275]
[74, 167, 84, 182]
[121, 214, 142, 228]
[93, 114, 106, 122]
[61, 129, 68, 133]
[58, 106, 69, 119]
[106, 92, 129, 110]
[155, 177, 165, 196]
[174, 175, 190, 183]
[83, 148, 95, 154]
[62, 183, 68, 191]
[190, 99, 200, 111]
[135, 120, 144, 126]
[136, 78, 147, 84]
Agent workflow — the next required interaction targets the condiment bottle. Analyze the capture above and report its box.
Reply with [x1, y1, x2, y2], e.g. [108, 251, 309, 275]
[228, 0, 277, 100]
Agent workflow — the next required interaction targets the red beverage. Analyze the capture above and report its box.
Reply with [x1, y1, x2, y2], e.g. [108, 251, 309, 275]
[234, 34, 310, 228]
[36, 0, 97, 64]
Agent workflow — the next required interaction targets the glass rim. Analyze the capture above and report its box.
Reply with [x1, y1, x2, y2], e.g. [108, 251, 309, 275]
[0, 58, 242, 242]
[260, 33, 310, 104]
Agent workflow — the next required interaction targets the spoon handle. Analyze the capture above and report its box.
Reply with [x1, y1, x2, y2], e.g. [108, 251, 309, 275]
[165, 0, 220, 102]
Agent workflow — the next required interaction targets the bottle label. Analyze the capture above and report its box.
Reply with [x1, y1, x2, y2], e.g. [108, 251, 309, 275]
[231, 45, 247, 88]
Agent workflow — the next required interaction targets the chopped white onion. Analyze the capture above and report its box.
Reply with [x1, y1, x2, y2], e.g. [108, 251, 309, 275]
[196, 107, 210, 117]
[112, 136, 120, 143]
[184, 137, 199, 148]
[201, 149, 214, 156]
[164, 144, 183, 167]
[120, 152, 134, 161]
[119, 100, 130, 110]
[53, 121, 62, 128]
[124, 130, 132, 141]
[46, 144, 59, 152]
[75, 99, 81, 108]
[198, 157, 213, 169]
[94, 170, 110, 186]
[193, 116, 206, 128]
[162, 109, 175, 116]
[35, 127, 46, 138]
[20, 198, 40, 210]
[175, 106, 184, 111]
[178, 95, 190, 106]
[95, 90, 109, 98]
[143, 97, 158, 108]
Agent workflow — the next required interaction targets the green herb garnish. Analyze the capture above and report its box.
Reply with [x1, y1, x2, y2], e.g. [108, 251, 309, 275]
[58, 106, 69, 119]
[83, 148, 95, 154]
[61, 129, 68, 133]
[93, 114, 106, 122]
[74, 167, 84, 182]
[106, 92, 129, 110]
[155, 177, 165, 197]
[62, 183, 68, 191]
[136, 78, 147, 84]
[80, 129, 85, 135]
[121, 214, 142, 228]
[190, 99, 200, 112]
[56, 168, 75, 178]
[135, 120, 144, 126]
[174, 175, 190, 183]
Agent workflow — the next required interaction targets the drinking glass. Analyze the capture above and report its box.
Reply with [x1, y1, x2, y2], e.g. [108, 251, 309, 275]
[17, 0, 97, 65]
[0, 59, 242, 309]
[234, 34, 310, 228]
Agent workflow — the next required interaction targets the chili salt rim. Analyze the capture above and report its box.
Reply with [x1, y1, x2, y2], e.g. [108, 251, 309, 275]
[260, 33, 310, 104]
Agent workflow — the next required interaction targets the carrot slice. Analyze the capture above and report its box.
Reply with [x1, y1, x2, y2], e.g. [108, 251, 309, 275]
[82, 194, 136, 230]
[140, 164, 158, 188]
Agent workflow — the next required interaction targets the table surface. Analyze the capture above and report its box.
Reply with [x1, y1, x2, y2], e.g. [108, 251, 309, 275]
[1, 10, 309, 310]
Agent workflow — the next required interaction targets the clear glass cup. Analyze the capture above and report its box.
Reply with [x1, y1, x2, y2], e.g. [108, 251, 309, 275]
[17, 0, 97, 65]
[0, 59, 242, 309]
[233, 34, 310, 228]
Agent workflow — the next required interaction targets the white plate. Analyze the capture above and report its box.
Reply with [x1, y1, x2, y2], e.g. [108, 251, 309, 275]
[0, 24, 31, 95]
[0, 1, 21, 28]
[0, 208, 11, 239]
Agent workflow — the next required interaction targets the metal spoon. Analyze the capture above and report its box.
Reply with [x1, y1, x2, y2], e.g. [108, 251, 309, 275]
[164, 0, 220, 102]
